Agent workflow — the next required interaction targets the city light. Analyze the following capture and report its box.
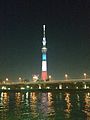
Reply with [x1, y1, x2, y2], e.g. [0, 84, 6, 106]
[65, 74, 68, 80]
[59, 84, 62, 89]
[84, 73, 87, 79]
[20, 87, 25, 90]
[6, 78, 8, 81]
[19, 77, 22, 81]
[49, 75, 51, 79]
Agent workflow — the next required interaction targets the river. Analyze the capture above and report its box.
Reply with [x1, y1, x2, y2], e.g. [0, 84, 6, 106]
[0, 90, 90, 120]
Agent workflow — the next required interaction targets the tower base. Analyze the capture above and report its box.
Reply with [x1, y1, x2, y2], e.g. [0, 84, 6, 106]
[41, 71, 47, 81]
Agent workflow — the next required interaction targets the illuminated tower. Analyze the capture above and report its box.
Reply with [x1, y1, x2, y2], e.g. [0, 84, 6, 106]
[41, 25, 48, 80]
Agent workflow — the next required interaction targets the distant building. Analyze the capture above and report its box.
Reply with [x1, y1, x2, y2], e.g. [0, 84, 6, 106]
[33, 75, 39, 82]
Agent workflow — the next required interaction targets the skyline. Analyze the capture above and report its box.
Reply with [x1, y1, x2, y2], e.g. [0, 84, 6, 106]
[0, 0, 89, 80]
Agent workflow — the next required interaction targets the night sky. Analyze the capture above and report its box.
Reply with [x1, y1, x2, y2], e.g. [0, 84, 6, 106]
[0, 0, 89, 80]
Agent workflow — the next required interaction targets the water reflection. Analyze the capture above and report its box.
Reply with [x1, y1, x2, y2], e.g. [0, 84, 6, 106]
[84, 92, 90, 120]
[0, 92, 9, 120]
[20, 92, 31, 120]
[76, 94, 81, 109]
[1, 92, 9, 107]
[15, 92, 21, 107]
[64, 93, 72, 119]
[48, 92, 55, 114]
[39, 93, 48, 118]
[0, 91, 89, 120]
[15, 92, 21, 119]
[30, 92, 38, 119]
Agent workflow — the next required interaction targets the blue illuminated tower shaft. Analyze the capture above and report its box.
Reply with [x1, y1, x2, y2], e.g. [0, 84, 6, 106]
[41, 25, 48, 80]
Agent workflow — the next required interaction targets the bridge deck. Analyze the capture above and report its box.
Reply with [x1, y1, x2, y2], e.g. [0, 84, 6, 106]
[0, 79, 90, 85]
[0, 79, 90, 91]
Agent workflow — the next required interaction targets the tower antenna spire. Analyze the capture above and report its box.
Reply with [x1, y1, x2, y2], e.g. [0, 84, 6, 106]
[42, 25, 46, 46]
[43, 24, 45, 38]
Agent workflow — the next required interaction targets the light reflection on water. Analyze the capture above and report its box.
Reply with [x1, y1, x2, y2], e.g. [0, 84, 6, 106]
[0, 91, 89, 120]
[84, 93, 90, 120]
[64, 93, 72, 119]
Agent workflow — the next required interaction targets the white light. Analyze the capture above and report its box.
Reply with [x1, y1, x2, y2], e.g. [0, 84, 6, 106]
[26, 92, 29, 99]
[42, 39, 46, 46]
[84, 84, 87, 89]
[21, 87, 25, 90]
[65, 74, 68, 80]
[39, 85, 41, 89]
[87, 86, 89, 89]
[26, 86, 29, 89]
[84, 73, 86, 76]
[46, 86, 50, 89]
[42, 61, 47, 71]
[2, 86, 6, 90]
[49, 75, 51, 79]
[42, 47, 47, 52]
[87, 93, 90, 96]
[76, 86, 78, 89]
[19, 77, 22, 80]
[43, 25, 45, 30]
[59, 85, 62, 89]
[8, 88, 10, 90]
[84, 73, 87, 79]
[6, 78, 8, 81]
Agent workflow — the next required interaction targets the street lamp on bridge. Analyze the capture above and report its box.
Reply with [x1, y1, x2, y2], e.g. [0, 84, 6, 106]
[84, 73, 87, 79]
[65, 74, 68, 80]
[6, 78, 9, 81]
[19, 77, 22, 82]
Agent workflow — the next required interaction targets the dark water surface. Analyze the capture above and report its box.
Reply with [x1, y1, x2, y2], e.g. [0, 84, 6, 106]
[0, 90, 90, 120]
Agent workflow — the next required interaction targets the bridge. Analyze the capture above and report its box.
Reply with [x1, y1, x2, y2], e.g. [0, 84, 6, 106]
[0, 79, 90, 91]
